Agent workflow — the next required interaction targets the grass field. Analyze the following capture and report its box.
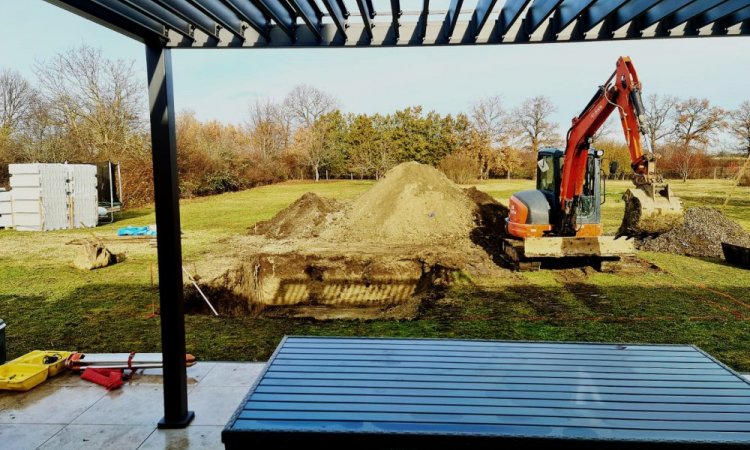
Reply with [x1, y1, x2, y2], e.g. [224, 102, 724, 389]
[1, 178, 750, 370]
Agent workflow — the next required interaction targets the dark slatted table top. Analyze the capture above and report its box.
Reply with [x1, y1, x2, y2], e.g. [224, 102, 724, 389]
[222, 337, 750, 448]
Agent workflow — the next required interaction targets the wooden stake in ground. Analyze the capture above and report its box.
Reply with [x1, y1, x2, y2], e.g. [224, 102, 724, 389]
[145, 262, 157, 319]
[722, 154, 750, 211]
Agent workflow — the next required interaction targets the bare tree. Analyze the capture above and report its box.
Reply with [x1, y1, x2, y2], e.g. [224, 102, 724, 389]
[290, 112, 345, 181]
[0, 69, 35, 132]
[729, 100, 750, 157]
[470, 95, 510, 146]
[672, 98, 726, 150]
[643, 94, 677, 152]
[34, 45, 145, 161]
[511, 95, 560, 177]
[662, 142, 709, 182]
[247, 99, 289, 159]
[282, 84, 338, 129]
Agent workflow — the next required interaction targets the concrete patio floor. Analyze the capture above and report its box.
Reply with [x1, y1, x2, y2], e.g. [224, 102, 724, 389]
[0, 362, 265, 450]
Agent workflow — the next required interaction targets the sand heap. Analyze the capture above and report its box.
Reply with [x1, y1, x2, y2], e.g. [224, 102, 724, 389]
[251, 162, 480, 246]
[638, 207, 750, 258]
[190, 162, 504, 320]
[250, 192, 343, 239]
[324, 162, 478, 245]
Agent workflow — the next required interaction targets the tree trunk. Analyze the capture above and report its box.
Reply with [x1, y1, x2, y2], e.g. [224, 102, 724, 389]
[314, 165, 319, 182]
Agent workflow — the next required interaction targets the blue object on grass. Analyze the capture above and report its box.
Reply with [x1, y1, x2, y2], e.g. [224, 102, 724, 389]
[117, 226, 156, 237]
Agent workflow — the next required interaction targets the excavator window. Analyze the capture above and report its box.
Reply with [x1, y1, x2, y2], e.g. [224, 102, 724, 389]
[578, 155, 597, 218]
[537, 154, 556, 193]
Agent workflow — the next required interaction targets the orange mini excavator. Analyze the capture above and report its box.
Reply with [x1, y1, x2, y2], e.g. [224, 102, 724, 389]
[502, 56, 683, 269]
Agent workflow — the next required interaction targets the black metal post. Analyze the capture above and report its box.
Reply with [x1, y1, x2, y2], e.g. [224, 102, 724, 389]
[145, 43, 195, 429]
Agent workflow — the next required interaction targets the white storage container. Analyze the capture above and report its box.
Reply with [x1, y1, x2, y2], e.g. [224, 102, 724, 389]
[0, 189, 11, 228]
[68, 164, 98, 228]
[6, 163, 99, 231]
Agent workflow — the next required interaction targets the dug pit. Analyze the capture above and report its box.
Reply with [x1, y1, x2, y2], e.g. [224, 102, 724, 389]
[186, 162, 507, 320]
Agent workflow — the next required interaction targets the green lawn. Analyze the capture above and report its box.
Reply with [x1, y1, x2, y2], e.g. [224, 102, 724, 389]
[1, 178, 749, 370]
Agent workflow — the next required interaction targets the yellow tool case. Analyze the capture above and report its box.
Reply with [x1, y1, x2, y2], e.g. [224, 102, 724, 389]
[0, 350, 72, 391]
[0, 363, 49, 391]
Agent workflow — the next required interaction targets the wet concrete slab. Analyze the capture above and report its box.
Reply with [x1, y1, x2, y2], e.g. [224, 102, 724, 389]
[0, 362, 265, 449]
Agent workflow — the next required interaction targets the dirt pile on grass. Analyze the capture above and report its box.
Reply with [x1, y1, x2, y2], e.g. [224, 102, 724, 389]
[638, 207, 750, 258]
[192, 162, 508, 320]
[324, 162, 478, 245]
[249, 192, 343, 239]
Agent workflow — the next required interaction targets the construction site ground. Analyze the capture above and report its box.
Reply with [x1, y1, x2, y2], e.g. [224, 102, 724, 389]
[1, 178, 750, 371]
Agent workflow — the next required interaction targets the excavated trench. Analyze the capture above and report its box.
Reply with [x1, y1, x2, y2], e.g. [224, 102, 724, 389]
[186, 251, 456, 319]
[185, 162, 508, 320]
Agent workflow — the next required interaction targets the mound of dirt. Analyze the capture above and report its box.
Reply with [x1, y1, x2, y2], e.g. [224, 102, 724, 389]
[249, 192, 343, 239]
[324, 162, 478, 245]
[637, 207, 750, 259]
[198, 162, 509, 320]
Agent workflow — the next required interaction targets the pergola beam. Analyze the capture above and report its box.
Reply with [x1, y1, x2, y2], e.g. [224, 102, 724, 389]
[121, 0, 195, 40]
[665, 0, 726, 29]
[692, 0, 749, 29]
[288, 0, 323, 40]
[580, 0, 628, 32]
[390, 0, 402, 39]
[321, 0, 349, 39]
[497, 0, 531, 37]
[471, 0, 498, 37]
[610, 0, 657, 31]
[44, 0, 750, 47]
[145, 43, 194, 430]
[253, 0, 296, 39]
[223, 0, 271, 39]
[186, 0, 246, 39]
[724, 5, 750, 25]
[355, 0, 375, 40]
[553, 0, 597, 33]
[525, 0, 564, 35]
[47, 0, 167, 44]
[444, 0, 465, 39]
[154, 0, 220, 39]
[637, 0, 697, 30]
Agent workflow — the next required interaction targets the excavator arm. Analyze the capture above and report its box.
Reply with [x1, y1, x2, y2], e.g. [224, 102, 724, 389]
[557, 56, 680, 236]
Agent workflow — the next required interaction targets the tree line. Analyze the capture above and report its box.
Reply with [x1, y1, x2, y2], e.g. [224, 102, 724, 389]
[1, 45, 749, 206]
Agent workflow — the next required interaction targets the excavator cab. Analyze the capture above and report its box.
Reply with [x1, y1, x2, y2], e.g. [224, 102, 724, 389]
[508, 148, 604, 239]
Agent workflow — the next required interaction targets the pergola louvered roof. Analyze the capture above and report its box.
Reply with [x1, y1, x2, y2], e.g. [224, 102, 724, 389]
[47, 0, 750, 48]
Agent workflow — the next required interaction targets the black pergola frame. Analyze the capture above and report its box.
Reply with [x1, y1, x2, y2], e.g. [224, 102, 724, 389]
[39, 0, 750, 430]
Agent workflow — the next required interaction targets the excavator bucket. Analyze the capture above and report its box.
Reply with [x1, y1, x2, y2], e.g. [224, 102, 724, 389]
[618, 183, 683, 237]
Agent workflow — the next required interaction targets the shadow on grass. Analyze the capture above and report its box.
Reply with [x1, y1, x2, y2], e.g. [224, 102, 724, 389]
[119, 208, 154, 220]
[2, 279, 750, 370]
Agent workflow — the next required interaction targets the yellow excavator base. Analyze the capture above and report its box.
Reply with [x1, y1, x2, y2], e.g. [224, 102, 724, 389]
[619, 184, 684, 237]
[523, 236, 635, 258]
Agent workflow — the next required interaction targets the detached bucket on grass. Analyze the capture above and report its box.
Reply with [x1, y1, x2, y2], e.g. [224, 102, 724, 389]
[73, 240, 123, 270]
[722, 242, 750, 269]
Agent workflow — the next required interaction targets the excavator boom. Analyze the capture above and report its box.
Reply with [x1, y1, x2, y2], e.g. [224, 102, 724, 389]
[558, 56, 683, 237]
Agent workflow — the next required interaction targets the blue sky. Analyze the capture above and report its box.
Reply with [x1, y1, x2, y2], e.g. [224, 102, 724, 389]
[2, 0, 749, 138]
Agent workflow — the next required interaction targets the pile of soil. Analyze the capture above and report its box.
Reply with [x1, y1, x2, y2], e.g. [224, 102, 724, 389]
[191, 162, 508, 320]
[249, 192, 343, 239]
[638, 207, 750, 259]
[324, 162, 478, 245]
